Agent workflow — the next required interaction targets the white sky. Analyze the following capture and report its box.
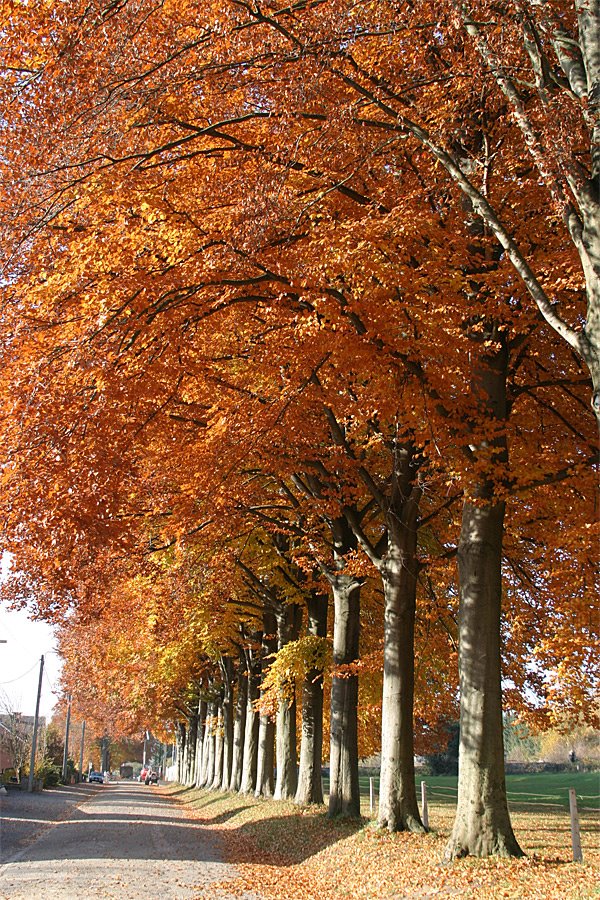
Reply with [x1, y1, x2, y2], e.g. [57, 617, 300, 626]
[0, 605, 63, 720]
[0, 591, 63, 721]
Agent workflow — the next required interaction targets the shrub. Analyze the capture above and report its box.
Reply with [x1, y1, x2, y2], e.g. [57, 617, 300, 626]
[35, 757, 62, 787]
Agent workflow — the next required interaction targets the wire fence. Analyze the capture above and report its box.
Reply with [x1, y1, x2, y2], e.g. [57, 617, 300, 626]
[422, 780, 600, 812]
[353, 775, 600, 864]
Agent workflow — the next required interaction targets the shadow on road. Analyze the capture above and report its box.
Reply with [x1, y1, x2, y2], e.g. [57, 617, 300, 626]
[0, 781, 355, 870]
[0, 782, 230, 867]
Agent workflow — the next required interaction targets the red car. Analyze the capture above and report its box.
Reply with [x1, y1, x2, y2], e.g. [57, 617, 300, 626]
[139, 767, 149, 782]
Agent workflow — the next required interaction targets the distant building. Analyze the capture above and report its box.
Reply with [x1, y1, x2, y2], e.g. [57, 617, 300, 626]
[0, 713, 46, 773]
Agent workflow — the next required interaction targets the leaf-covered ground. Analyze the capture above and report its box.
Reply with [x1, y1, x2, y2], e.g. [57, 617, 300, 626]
[163, 784, 599, 900]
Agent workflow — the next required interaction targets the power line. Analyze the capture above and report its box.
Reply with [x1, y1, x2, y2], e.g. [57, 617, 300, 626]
[0, 659, 41, 685]
[43, 664, 60, 694]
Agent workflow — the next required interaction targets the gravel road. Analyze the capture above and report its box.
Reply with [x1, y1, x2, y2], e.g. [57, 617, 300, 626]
[0, 781, 259, 899]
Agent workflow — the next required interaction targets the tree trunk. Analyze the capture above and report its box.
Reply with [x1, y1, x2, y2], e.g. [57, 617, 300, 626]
[203, 702, 216, 789]
[295, 589, 328, 806]
[274, 682, 297, 800]
[378, 488, 425, 833]
[274, 603, 302, 801]
[255, 613, 277, 799]
[328, 573, 361, 817]
[255, 713, 276, 798]
[240, 639, 261, 794]
[185, 712, 198, 786]
[444, 498, 523, 858]
[198, 701, 212, 787]
[181, 725, 189, 784]
[229, 654, 248, 792]
[211, 703, 224, 790]
[220, 656, 235, 791]
[176, 722, 185, 784]
[444, 333, 523, 860]
[194, 697, 207, 787]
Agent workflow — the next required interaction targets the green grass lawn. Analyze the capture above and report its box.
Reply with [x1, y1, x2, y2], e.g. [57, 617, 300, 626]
[343, 771, 600, 811]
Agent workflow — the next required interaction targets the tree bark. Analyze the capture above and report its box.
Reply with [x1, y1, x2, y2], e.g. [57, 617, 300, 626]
[220, 656, 234, 791]
[180, 723, 189, 785]
[255, 613, 277, 799]
[255, 713, 276, 798]
[444, 333, 523, 859]
[377, 507, 425, 832]
[342, 441, 424, 832]
[444, 498, 523, 859]
[203, 701, 216, 789]
[194, 697, 207, 787]
[229, 653, 248, 792]
[185, 711, 198, 786]
[176, 722, 185, 784]
[328, 516, 362, 818]
[274, 602, 302, 801]
[211, 702, 224, 790]
[240, 638, 261, 794]
[295, 588, 328, 806]
[198, 701, 212, 788]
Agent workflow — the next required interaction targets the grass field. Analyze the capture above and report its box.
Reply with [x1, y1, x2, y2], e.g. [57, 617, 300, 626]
[351, 771, 600, 810]
[323, 770, 600, 817]
[164, 773, 600, 900]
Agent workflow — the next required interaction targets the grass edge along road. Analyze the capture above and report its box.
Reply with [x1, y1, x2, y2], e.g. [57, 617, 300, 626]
[162, 774, 599, 900]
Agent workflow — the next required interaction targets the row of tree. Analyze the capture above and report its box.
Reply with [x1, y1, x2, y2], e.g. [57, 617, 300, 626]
[0, 0, 597, 862]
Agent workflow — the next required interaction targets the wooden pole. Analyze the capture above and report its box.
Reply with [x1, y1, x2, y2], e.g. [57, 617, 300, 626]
[78, 721, 86, 782]
[421, 780, 429, 829]
[61, 694, 72, 781]
[569, 788, 583, 862]
[27, 655, 44, 792]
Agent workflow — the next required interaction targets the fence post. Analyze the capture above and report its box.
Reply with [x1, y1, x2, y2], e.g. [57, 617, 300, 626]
[569, 787, 583, 863]
[369, 777, 375, 815]
[421, 780, 429, 829]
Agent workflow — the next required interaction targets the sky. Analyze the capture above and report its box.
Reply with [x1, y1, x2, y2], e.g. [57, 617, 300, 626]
[0, 604, 63, 721]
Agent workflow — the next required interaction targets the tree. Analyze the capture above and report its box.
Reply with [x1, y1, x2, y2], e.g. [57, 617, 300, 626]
[0, 691, 31, 782]
[0, 0, 595, 864]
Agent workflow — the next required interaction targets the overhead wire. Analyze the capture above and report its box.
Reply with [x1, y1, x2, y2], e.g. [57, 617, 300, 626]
[0, 658, 41, 685]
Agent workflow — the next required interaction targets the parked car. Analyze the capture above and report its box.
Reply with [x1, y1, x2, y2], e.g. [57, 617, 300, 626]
[89, 771, 104, 784]
[145, 770, 159, 785]
[139, 766, 149, 782]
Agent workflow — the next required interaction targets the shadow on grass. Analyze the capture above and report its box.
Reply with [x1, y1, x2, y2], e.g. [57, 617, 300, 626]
[197, 805, 254, 825]
[163, 786, 234, 807]
[168, 784, 365, 867]
[164, 785, 198, 798]
[219, 810, 364, 868]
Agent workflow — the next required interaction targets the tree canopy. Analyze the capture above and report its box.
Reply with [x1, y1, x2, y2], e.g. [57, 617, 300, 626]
[0, 0, 596, 861]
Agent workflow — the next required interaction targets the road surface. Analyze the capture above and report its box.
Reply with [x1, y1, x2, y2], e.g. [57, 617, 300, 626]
[0, 781, 258, 899]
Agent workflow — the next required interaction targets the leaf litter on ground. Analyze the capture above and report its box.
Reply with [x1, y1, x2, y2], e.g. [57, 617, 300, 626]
[161, 785, 599, 900]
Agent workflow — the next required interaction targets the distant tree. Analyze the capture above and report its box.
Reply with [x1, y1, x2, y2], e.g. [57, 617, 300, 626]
[503, 715, 541, 764]
[423, 722, 460, 776]
[45, 722, 65, 768]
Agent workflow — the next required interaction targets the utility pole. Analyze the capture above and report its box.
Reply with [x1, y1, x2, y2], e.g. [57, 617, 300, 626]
[27, 655, 44, 793]
[78, 720, 86, 782]
[61, 693, 72, 782]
